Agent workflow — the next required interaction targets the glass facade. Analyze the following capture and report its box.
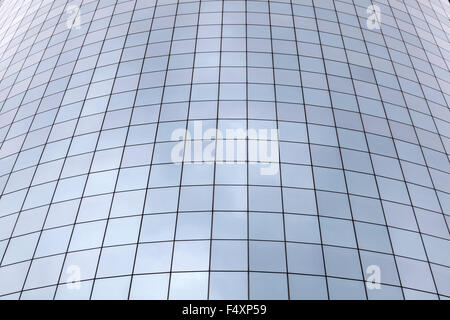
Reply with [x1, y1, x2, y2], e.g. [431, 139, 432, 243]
[0, 0, 449, 300]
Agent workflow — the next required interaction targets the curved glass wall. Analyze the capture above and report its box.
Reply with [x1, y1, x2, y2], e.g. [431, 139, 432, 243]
[0, 0, 449, 300]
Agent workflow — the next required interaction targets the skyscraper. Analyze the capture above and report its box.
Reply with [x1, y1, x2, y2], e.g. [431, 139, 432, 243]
[0, 0, 449, 300]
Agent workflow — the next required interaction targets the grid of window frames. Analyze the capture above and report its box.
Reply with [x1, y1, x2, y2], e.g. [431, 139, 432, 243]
[0, 0, 449, 300]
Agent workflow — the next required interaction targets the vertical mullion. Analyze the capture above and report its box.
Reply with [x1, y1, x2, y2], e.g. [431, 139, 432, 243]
[207, 0, 224, 301]
[288, 0, 330, 300]
[266, 0, 290, 300]
[126, 0, 161, 300]
[245, 0, 250, 301]
[310, 0, 368, 299]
